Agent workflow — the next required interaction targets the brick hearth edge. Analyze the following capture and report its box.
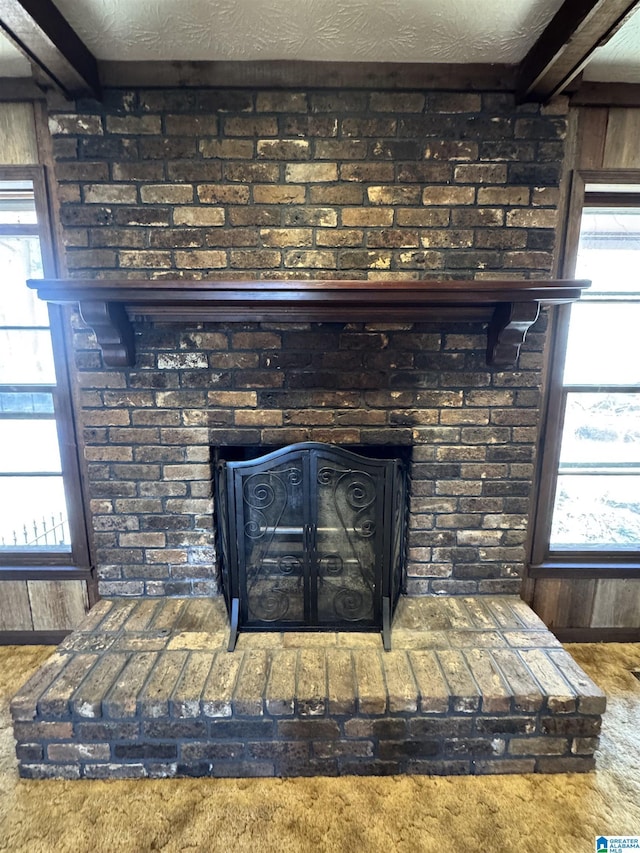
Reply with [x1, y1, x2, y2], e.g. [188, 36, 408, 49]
[11, 596, 605, 779]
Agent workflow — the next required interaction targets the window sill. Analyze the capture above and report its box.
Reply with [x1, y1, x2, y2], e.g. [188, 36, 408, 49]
[0, 565, 93, 581]
[528, 560, 640, 578]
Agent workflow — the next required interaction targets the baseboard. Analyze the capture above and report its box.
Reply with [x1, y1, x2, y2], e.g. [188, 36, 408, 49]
[0, 630, 69, 646]
[554, 627, 640, 643]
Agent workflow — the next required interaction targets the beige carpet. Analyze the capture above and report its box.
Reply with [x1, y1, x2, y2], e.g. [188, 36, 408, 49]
[0, 643, 639, 853]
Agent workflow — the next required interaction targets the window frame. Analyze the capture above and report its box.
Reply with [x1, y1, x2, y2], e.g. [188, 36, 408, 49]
[0, 164, 91, 578]
[529, 169, 640, 578]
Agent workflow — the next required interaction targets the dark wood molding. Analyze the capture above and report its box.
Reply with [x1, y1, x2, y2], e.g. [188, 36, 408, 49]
[0, 0, 100, 99]
[0, 75, 46, 99]
[0, 629, 68, 645]
[0, 164, 93, 577]
[553, 627, 640, 642]
[528, 170, 640, 573]
[585, 192, 640, 205]
[580, 168, 640, 210]
[32, 100, 98, 598]
[516, 0, 640, 102]
[28, 278, 589, 369]
[78, 300, 135, 369]
[487, 301, 541, 368]
[0, 565, 94, 580]
[528, 307, 573, 566]
[99, 59, 516, 91]
[529, 562, 640, 578]
[572, 81, 640, 105]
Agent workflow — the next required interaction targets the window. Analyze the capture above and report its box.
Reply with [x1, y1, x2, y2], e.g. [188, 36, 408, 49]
[0, 167, 89, 570]
[531, 173, 640, 571]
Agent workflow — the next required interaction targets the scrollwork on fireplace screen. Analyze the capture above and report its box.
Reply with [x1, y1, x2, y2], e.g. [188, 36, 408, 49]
[215, 442, 407, 651]
[315, 464, 377, 625]
[242, 466, 305, 624]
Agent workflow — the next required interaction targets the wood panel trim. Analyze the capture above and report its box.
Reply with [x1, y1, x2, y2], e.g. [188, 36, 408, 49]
[0, 629, 67, 645]
[572, 81, 640, 105]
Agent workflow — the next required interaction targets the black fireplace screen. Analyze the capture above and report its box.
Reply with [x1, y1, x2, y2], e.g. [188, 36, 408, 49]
[215, 442, 407, 650]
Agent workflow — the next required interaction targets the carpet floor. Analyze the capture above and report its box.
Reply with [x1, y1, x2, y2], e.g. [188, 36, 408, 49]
[0, 642, 638, 853]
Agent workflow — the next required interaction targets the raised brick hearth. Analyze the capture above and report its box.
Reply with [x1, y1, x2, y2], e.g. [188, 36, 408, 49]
[11, 596, 605, 779]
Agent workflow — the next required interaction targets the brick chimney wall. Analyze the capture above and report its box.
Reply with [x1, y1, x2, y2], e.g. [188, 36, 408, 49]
[46, 87, 568, 597]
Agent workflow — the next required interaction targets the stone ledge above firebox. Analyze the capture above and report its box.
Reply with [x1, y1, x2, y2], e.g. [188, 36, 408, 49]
[11, 596, 606, 779]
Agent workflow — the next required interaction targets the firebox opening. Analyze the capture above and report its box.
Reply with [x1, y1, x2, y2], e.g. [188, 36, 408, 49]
[213, 442, 410, 652]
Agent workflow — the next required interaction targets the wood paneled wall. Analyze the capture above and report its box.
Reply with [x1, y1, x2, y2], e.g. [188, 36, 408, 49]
[528, 102, 640, 640]
[0, 101, 91, 642]
[0, 580, 88, 631]
[0, 102, 39, 163]
[575, 106, 640, 170]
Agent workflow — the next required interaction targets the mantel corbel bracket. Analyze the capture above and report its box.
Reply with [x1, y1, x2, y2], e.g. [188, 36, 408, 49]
[28, 278, 588, 370]
[487, 301, 541, 367]
[79, 300, 135, 368]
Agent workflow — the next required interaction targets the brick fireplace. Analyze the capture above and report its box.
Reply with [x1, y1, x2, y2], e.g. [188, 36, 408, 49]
[9, 84, 608, 780]
[37, 276, 582, 607]
[42, 84, 571, 604]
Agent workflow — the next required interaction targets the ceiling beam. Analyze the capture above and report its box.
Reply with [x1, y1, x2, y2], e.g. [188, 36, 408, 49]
[516, 0, 640, 102]
[101, 59, 516, 91]
[0, 0, 100, 99]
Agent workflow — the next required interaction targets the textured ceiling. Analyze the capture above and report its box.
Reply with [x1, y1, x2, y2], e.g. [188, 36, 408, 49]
[52, 0, 566, 63]
[585, 7, 640, 83]
[0, 0, 639, 82]
[0, 32, 30, 75]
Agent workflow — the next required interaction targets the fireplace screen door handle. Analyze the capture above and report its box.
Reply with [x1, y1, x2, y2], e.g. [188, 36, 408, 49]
[303, 523, 317, 558]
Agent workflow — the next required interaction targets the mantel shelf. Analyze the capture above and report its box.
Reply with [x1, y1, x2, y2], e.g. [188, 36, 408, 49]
[28, 278, 589, 368]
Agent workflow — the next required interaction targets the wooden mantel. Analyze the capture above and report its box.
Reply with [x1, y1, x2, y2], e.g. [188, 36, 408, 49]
[28, 278, 589, 368]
